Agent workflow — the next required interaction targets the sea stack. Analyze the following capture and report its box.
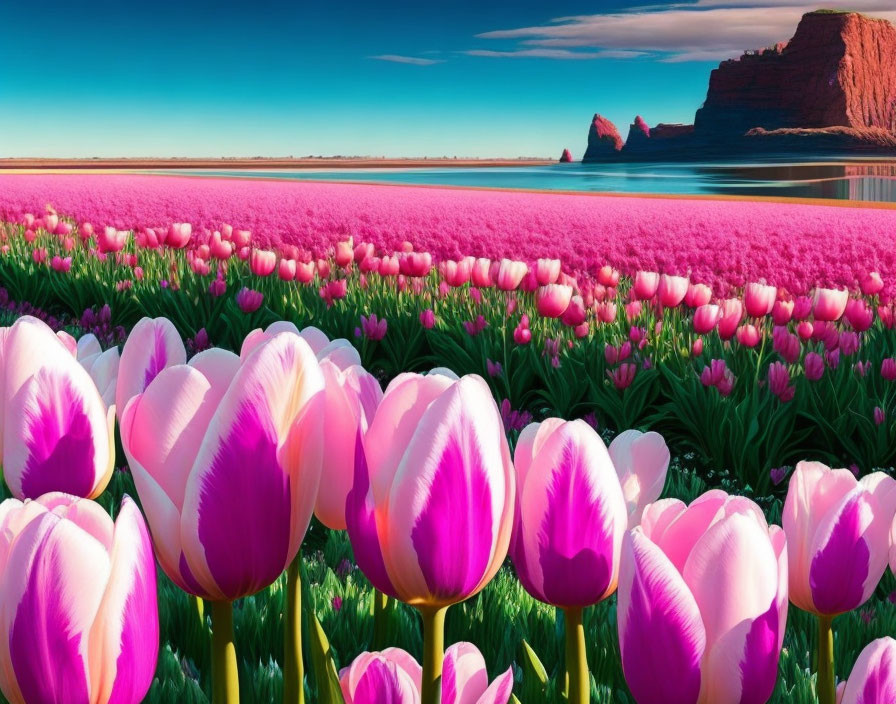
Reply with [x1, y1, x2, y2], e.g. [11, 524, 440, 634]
[582, 114, 624, 162]
[559, 148, 573, 162]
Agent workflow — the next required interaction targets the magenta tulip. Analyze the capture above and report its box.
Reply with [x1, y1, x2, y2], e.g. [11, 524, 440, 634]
[339, 643, 513, 704]
[314, 358, 383, 530]
[618, 491, 788, 704]
[861, 272, 885, 296]
[632, 271, 660, 300]
[744, 282, 777, 318]
[608, 429, 670, 528]
[0, 493, 158, 704]
[120, 334, 324, 601]
[814, 287, 849, 322]
[236, 287, 264, 313]
[115, 316, 186, 419]
[692, 304, 721, 334]
[2, 317, 115, 500]
[536, 284, 573, 318]
[535, 258, 561, 285]
[657, 274, 689, 308]
[736, 324, 761, 348]
[837, 638, 896, 704]
[684, 283, 712, 308]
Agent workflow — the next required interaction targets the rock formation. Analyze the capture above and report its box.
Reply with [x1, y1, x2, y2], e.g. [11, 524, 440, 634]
[582, 10, 896, 160]
[559, 149, 573, 162]
[583, 114, 624, 161]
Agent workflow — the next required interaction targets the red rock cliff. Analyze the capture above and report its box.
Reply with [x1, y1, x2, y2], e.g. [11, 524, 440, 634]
[694, 10, 896, 136]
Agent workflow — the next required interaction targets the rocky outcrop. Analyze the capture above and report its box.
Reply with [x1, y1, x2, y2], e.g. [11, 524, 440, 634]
[559, 149, 573, 163]
[582, 10, 896, 160]
[583, 115, 624, 161]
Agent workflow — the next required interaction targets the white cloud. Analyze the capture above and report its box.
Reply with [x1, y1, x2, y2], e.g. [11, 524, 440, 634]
[472, 3, 896, 62]
[464, 48, 647, 59]
[370, 54, 444, 66]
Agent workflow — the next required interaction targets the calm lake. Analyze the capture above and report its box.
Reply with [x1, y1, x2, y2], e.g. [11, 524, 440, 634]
[158, 158, 896, 203]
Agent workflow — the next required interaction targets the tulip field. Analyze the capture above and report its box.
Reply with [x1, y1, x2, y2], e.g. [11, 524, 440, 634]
[1, 181, 896, 704]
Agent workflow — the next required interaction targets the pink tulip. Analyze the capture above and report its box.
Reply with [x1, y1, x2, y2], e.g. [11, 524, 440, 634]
[717, 298, 743, 340]
[1, 317, 115, 500]
[536, 284, 572, 318]
[31, 248, 47, 264]
[744, 282, 777, 318]
[773, 327, 801, 364]
[97, 226, 128, 253]
[813, 287, 849, 322]
[609, 429, 670, 528]
[597, 265, 620, 287]
[278, 258, 297, 281]
[792, 295, 814, 320]
[346, 373, 513, 607]
[684, 283, 712, 308]
[335, 239, 354, 268]
[618, 491, 787, 704]
[250, 249, 277, 277]
[608, 363, 637, 390]
[419, 309, 435, 329]
[166, 222, 192, 248]
[359, 314, 387, 341]
[882, 358, 896, 381]
[77, 336, 120, 408]
[115, 318, 185, 420]
[440, 259, 473, 287]
[378, 255, 400, 277]
[772, 299, 794, 325]
[314, 360, 382, 530]
[845, 298, 874, 333]
[43, 212, 59, 233]
[632, 271, 660, 300]
[595, 301, 617, 323]
[691, 338, 704, 356]
[50, 255, 71, 272]
[783, 461, 896, 616]
[232, 229, 252, 248]
[836, 637, 896, 704]
[495, 259, 527, 291]
[237, 287, 264, 312]
[768, 361, 794, 402]
[471, 258, 493, 288]
[510, 419, 627, 607]
[736, 324, 760, 348]
[692, 304, 721, 334]
[241, 322, 361, 371]
[861, 272, 885, 296]
[0, 493, 158, 704]
[535, 258, 561, 285]
[353, 242, 374, 263]
[398, 252, 432, 278]
[121, 334, 325, 600]
[208, 231, 233, 260]
[339, 643, 512, 704]
[561, 295, 586, 327]
[657, 274, 689, 308]
[296, 261, 315, 283]
[80, 222, 95, 240]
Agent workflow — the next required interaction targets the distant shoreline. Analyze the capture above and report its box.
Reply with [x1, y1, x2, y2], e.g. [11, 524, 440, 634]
[0, 157, 555, 170]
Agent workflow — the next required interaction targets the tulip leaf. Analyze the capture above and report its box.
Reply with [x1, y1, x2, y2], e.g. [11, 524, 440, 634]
[520, 639, 548, 688]
[306, 609, 346, 704]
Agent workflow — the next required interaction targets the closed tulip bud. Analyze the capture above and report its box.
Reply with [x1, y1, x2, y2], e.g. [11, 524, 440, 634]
[691, 337, 704, 357]
[166, 222, 192, 248]
[882, 358, 896, 381]
[618, 491, 787, 704]
[121, 334, 325, 600]
[875, 406, 886, 426]
[97, 226, 128, 253]
[845, 298, 874, 332]
[295, 261, 315, 283]
[609, 430, 670, 528]
[339, 643, 513, 704]
[717, 299, 744, 340]
[744, 282, 777, 318]
[335, 239, 354, 268]
[0, 494, 158, 704]
[597, 265, 619, 287]
[560, 295, 586, 327]
[840, 331, 860, 356]
[684, 283, 712, 308]
[792, 295, 814, 320]
[495, 259, 527, 291]
[208, 231, 232, 260]
[353, 242, 374, 263]
[232, 229, 252, 249]
[471, 258, 493, 288]
[657, 274, 689, 308]
[837, 638, 896, 704]
[772, 299, 794, 325]
[608, 363, 637, 390]
[535, 258, 561, 285]
[346, 373, 514, 607]
[419, 309, 435, 329]
[278, 258, 297, 281]
[440, 259, 472, 287]
[236, 286, 264, 313]
[2, 317, 116, 499]
[536, 284, 573, 318]
[513, 325, 531, 345]
[511, 419, 627, 607]
[735, 324, 760, 348]
[768, 361, 794, 402]
[633, 271, 660, 300]
[861, 271, 885, 296]
[595, 301, 617, 323]
[250, 249, 277, 277]
[813, 287, 849, 322]
[783, 461, 896, 616]
[693, 304, 721, 334]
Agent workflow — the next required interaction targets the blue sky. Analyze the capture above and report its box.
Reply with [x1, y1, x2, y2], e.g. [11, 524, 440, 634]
[2, 0, 894, 158]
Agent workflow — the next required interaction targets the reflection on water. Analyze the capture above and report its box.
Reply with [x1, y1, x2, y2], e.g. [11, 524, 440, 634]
[159, 159, 896, 203]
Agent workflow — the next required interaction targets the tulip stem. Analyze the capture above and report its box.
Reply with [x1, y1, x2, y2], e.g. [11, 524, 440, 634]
[372, 589, 391, 650]
[420, 605, 448, 704]
[284, 553, 304, 704]
[193, 595, 205, 628]
[817, 615, 835, 704]
[211, 600, 239, 704]
[565, 606, 589, 704]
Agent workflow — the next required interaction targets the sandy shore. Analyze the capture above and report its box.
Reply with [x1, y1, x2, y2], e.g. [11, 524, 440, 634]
[0, 157, 554, 171]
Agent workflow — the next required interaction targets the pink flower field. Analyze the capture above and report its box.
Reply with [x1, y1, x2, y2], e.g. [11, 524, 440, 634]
[2, 173, 896, 296]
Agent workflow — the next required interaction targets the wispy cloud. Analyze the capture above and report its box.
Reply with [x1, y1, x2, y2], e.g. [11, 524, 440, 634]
[472, 2, 896, 63]
[370, 54, 444, 66]
[464, 48, 646, 60]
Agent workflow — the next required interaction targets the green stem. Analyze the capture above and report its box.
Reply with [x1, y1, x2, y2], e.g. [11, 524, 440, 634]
[565, 607, 588, 704]
[211, 600, 239, 704]
[284, 554, 304, 704]
[419, 606, 448, 704]
[817, 614, 835, 704]
[372, 589, 390, 650]
[193, 595, 205, 628]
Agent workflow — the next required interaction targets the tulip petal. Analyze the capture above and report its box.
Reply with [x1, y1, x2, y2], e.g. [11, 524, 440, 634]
[352, 657, 419, 704]
[609, 430, 670, 528]
[617, 530, 705, 704]
[840, 637, 896, 704]
[443, 642, 488, 704]
[115, 317, 186, 415]
[475, 668, 513, 704]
